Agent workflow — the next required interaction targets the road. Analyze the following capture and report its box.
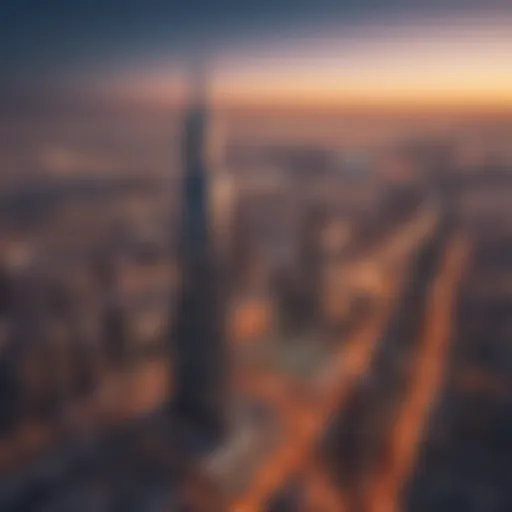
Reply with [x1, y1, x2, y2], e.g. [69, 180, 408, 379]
[366, 235, 469, 512]
[230, 205, 439, 512]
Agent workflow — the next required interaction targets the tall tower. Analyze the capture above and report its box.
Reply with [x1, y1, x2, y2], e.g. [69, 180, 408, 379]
[296, 203, 325, 329]
[171, 67, 226, 444]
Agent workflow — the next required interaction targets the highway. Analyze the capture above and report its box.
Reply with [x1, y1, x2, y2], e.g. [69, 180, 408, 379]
[230, 204, 440, 512]
[366, 235, 469, 512]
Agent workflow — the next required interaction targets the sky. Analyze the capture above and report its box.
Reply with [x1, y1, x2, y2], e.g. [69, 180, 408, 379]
[2, 0, 512, 108]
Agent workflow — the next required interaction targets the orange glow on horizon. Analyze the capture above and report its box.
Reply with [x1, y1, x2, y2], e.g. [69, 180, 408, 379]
[100, 13, 512, 113]
[109, 75, 512, 114]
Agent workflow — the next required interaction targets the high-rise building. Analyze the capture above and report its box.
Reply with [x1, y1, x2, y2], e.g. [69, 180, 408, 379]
[0, 260, 21, 434]
[230, 196, 255, 290]
[93, 253, 130, 368]
[47, 282, 96, 398]
[171, 70, 226, 445]
[274, 203, 325, 338]
[296, 204, 325, 329]
[8, 263, 60, 422]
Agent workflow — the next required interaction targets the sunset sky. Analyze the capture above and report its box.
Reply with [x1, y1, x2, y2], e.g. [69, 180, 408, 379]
[2, 0, 512, 109]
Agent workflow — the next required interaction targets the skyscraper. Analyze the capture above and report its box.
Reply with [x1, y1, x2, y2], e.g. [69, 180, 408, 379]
[0, 260, 21, 434]
[93, 252, 129, 368]
[171, 68, 226, 445]
[274, 203, 325, 339]
[296, 203, 325, 330]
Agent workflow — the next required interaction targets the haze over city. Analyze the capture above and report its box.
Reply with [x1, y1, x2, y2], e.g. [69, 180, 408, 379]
[0, 1, 511, 511]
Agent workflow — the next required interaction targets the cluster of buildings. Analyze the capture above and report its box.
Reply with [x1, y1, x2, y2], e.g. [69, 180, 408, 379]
[4, 67, 512, 511]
